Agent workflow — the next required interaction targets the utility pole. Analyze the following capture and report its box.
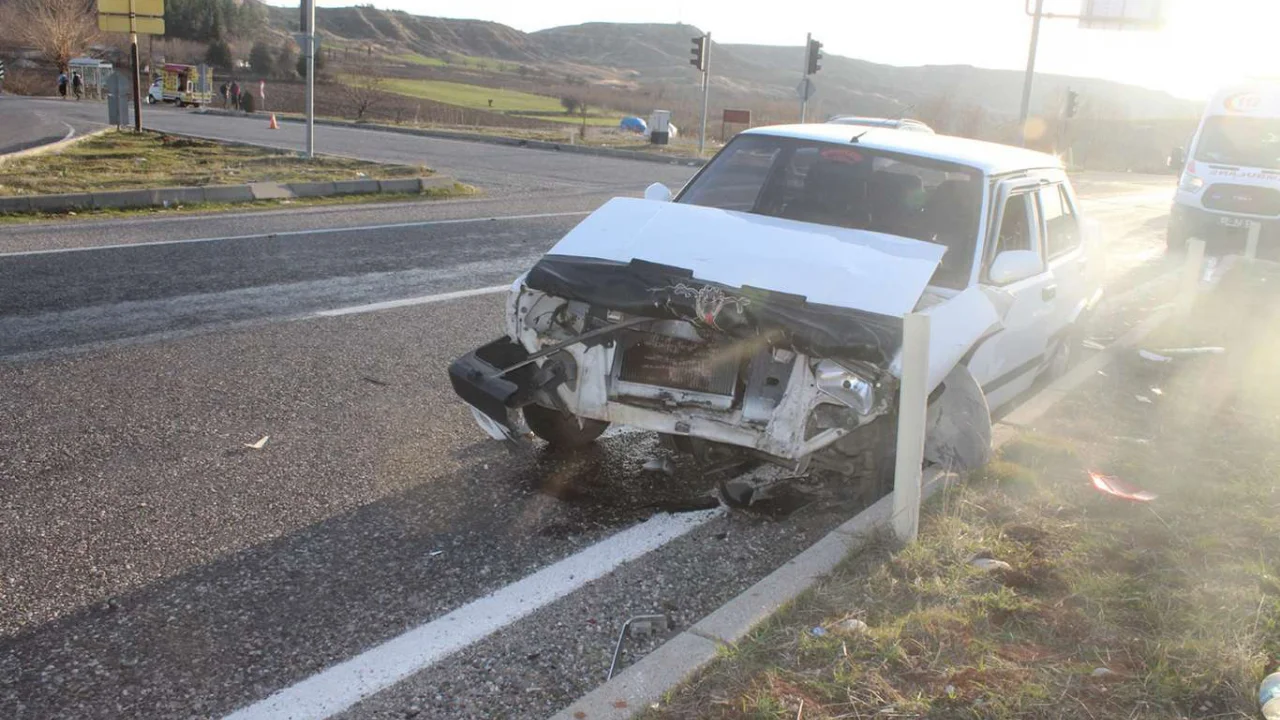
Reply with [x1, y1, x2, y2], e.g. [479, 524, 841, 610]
[690, 32, 711, 156]
[301, 0, 315, 158]
[129, 0, 142, 131]
[1018, 0, 1045, 146]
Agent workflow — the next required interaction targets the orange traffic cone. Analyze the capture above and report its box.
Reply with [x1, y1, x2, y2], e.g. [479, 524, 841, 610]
[268, 113, 279, 130]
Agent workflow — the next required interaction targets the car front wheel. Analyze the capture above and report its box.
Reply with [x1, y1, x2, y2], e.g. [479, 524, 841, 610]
[523, 403, 609, 449]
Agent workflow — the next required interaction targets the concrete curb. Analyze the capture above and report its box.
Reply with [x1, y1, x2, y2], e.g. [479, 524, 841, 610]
[549, 275, 1177, 720]
[0, 128, 112, 165]
[0, 175, 456, 215]
[192, 108, 709, 167]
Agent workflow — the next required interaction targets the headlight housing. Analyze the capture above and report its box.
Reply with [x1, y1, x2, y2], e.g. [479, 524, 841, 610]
[814, 360, 876, 416]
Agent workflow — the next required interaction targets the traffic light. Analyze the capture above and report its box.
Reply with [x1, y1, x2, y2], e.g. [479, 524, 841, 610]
[690, 34, 709, 72]
[806, 38, 823, 75]
[1065, 89, 1080, 118]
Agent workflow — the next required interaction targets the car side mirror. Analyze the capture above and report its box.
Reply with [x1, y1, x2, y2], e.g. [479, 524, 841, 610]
[644, 182, 672, 202]
[989, 250, 1043, 285]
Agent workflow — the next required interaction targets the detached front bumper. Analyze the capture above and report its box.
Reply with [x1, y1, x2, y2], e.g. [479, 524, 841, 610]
[447, 338, 531, 441]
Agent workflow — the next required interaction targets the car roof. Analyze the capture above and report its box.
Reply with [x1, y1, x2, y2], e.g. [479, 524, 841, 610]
[741, 124, 1063, 175]
[827, 116, 931, 130]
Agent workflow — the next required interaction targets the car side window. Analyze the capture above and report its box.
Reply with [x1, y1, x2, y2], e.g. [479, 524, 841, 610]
[1040, 184, 1081, 258]
[995, 192, 1034, 255]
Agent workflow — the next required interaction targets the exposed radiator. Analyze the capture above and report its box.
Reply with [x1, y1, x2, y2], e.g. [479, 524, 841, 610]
[616, 334, 738, 397]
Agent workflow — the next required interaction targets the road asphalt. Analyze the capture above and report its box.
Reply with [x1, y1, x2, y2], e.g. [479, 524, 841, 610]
[0, 100, 1178, 719]
[0, 96, 102, 155]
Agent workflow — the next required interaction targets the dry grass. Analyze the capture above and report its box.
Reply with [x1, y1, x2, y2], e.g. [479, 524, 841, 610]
[646, 262, 1280, 720]
[0, 130, 426, 196]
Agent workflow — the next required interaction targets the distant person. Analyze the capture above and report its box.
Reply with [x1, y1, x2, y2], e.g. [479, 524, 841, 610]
[229, 80, 241, 110]
[71, 71, 83, 100]
[57, 71, 67, 99]
[219, 82, 228, 108]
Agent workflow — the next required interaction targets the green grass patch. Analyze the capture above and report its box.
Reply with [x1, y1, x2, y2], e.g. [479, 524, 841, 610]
[645, 262, 1280, 720]
[390, 52, 446, 67]
[373, 78, 564, 113]
[0, 131, 426, 196]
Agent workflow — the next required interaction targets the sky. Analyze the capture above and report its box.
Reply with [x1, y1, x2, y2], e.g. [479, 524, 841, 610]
[294, 0, 1280, 100]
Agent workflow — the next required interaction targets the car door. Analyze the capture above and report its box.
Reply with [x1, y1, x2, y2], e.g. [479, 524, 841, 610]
[1037, 180, 1089, 348]
[966, 179, 1058, 410]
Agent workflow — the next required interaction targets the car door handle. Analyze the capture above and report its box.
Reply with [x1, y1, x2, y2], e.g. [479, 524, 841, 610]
[1042, 284, 1058, 301]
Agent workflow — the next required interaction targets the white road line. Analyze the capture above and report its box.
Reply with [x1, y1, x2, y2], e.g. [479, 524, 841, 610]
[314, 285, 509, 317]
[60, 121, 76, 141]
[222, 507, 724, 720]
[0, 211, 590, 258]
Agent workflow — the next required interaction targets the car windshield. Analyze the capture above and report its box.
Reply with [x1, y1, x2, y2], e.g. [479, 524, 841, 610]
[676, 134, 984, 289]
[1194, 116, 1280, 169]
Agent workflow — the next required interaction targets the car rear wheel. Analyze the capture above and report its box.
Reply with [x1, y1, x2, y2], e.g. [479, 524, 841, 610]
[523, 403, 609, 448]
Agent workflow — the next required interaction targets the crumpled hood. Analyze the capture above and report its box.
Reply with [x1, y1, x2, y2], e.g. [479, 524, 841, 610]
[542, 197, 947, 318]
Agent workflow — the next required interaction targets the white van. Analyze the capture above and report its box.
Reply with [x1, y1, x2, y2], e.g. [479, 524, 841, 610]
[1168, 83, 1280, 254]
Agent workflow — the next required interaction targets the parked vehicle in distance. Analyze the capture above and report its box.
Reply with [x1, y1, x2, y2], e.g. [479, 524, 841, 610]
[827, 116, 935, 133]
[449, 125, 1101, 496]
[1168, 82, 1280, 255]
[147, 78, 163, 104]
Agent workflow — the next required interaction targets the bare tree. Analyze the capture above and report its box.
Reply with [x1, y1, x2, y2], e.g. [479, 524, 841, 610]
[6, 0, 99, 70]
[341, 58, 385, 121]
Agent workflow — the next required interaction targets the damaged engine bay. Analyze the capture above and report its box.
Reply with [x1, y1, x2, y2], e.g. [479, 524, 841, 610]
[449, 251, 991, 493]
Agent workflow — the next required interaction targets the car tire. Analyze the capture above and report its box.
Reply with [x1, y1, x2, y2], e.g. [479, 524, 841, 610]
[523, 403, 608, 449]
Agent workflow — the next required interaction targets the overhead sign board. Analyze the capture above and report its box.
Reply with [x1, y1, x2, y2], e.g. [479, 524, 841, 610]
[1078, 0, 1167, 29]
[98, 0, 165, 35]
[98, 14, 165, 34]
[97, 0, 164, 15]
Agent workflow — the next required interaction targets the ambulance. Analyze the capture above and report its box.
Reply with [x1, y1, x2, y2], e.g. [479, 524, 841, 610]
[1168, 83, 1280, 255]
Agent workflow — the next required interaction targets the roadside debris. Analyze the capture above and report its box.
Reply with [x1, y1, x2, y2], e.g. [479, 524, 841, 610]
[1138, 350, 1173, 363]
[641, 457, 676, 476]
[970, 557, 1013, 572]
[607, 614, 669, 680]
[1260, 669, 1280, 719]
[831, 618, 870, 636]
[243, 435, 269, 450]
[810, 626, 827, 637]
[1112, 436, 1152, 445]
[1089, 472, 1157, 502]
[429, 550, 444, 557]
[1150, 388, 1164, 396]
[1157, 346, 1226, 356]
[1135, 395, 1153, 404]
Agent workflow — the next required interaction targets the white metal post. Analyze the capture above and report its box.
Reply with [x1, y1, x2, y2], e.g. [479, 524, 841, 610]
[1018, 0, 1045, 146]
[698, 32, 710, 157]
[892, 312, 931, 543]
[304, 0, 315, 159]
[1176, 238, 1207, 318]
[1246, 221, 1261, 260]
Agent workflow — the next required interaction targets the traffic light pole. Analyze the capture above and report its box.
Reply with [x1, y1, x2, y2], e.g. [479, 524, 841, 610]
[129, 0, 142, 132]
[1018, 0, 1045, 146]
[698, 32, 710, 156]
[800, 32, 811, 123]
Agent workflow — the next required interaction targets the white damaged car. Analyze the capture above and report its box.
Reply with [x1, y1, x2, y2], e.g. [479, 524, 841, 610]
[449, 125, 1101, 488]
